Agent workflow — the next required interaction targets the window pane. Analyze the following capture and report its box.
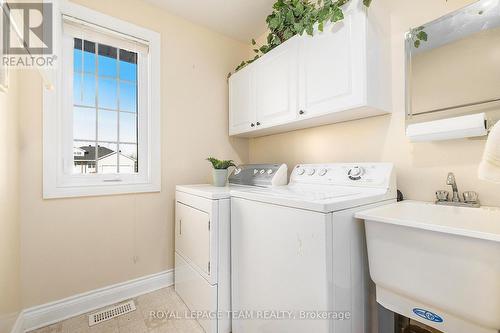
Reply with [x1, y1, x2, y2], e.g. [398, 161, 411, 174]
[83, 40, 96, 73]
[98, 55, 117, 78]
[120, 61, 136, 82]
[73, 141, 97, 174]
[96, 142, 118, 174]
[73, 74, 81, 104]
[119, 112, 137, 143]
[119, 82, 137, 112]
[73, 107, 96, 141]
[74, 38, 82, 50]
[119, 144, 138, 174]
[99, 43, 117, 57]
[84, 40, 95, 53]
[98, 110, 117, 142]
[74, 74, 96, 107]
[74, 49, 83, 72]
[98, 44, 118, 77]
[119, 49, 137, 63]
[98, 78, 118, 110]
[119, 49, 137, 82]
[83, 52, 96, 73]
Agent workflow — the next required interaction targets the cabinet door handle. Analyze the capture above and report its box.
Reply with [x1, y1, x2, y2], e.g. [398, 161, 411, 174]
[250, 123, 255, 127]
[256, 122, 261, 126]
[179, 219, 182, 235]
[299, 110, 305, 115]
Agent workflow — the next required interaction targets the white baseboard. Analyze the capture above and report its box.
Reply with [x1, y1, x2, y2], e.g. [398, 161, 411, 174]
[20, 270, 174, 332]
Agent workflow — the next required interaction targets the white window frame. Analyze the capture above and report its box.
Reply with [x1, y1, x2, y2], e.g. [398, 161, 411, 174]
[43, 1, 161, 198]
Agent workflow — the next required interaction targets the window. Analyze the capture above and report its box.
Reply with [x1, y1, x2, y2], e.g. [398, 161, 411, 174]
[43, 2, 161, 198]
[72, 39, 139, 175]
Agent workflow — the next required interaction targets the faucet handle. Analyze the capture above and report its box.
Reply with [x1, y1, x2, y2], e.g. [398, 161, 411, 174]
[463, 191, 479, 203]
[446, 172, 456, 185]
[436, 190, 450, 202]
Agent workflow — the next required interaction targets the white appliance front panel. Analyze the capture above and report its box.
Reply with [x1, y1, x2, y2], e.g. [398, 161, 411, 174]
[174, 191, 232, 333]
[231, 197, 389, 333]
[175, 253, 217, 333]
[231, 197, 333, 333]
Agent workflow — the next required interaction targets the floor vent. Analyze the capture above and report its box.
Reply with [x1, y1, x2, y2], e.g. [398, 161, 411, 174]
[88, 300, 136, 326]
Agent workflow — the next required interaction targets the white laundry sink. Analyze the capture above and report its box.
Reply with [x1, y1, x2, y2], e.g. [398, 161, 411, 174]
[356, 201, 500, 333]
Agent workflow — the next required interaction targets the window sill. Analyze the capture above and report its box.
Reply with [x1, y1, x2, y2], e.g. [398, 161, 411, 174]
[43, 182, 161, 199]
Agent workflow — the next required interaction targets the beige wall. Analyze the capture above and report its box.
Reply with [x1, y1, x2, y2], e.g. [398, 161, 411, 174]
[0, 71, 21, 330]
[249, 0, 500, 207]
[19, 0, 249, 307]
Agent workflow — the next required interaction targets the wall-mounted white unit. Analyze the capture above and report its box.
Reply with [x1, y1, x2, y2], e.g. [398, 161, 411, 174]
[406, 113, 487, 142]
[229, 0, 391, 137]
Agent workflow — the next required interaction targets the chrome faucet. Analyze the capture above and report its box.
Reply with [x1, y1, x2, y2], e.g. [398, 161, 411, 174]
[446, 172, 460, 202]
[435, 172, 480, 208]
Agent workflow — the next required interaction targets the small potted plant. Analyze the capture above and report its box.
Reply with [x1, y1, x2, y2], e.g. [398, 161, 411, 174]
[207, 157, 236, 187]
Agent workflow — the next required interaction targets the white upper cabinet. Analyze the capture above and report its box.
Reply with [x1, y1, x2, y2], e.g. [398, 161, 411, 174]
[228, 0, 391, 137]
[254, 37, 299, 129]
[229, 65, 255, 135]
[298, 11, 364, 117]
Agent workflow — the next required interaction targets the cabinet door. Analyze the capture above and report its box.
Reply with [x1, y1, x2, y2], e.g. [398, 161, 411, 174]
[299, 16, 365, 117]
[229, 66, 255, 135]
[254, 37, 299, 127]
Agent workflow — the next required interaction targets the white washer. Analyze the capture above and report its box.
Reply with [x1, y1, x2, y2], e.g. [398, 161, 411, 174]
[230, 163, 397, 333]
[175, 164, 287, 333]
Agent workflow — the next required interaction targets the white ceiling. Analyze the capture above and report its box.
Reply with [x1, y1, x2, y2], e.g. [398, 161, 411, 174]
[143, 0, 275, 42]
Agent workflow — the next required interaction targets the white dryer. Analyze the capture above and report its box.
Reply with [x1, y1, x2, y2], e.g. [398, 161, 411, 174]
[230, 163, 396, 333]
[174, 164, 287, 333]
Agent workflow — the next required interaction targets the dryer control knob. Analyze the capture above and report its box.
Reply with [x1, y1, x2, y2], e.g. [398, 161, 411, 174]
[318, 168, 328, 176]
[348, 166, 364, 180]
[259, 169, 265, 174]
[267, 169, 274, 175]
[253, 169, 259, 175]
[297, 168, 305, 175]
[307, 168, 316, 176]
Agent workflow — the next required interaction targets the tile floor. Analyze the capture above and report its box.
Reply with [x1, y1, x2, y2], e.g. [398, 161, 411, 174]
[28, 287, 204, 333]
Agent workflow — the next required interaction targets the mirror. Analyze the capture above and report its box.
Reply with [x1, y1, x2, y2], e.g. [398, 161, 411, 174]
[406, 0, 500, 130]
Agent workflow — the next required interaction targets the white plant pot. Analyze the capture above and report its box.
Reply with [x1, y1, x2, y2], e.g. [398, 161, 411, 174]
[212, 169, 228, 187]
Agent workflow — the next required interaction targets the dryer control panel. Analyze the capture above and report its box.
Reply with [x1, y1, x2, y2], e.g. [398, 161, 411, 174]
[229, 164, 288, 187]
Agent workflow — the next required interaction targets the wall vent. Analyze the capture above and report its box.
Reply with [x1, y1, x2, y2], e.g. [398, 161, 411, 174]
[88, 300, 136, 326]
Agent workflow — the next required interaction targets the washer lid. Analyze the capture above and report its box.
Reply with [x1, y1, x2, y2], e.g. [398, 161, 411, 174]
[253, 185, 360, 201]
[230, 184, 393, 212]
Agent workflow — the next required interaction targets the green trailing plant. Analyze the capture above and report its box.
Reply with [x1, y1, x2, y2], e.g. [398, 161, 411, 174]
[207, 157, 237, 170]
[231, 0, 373, 75]
[410, 26, 428, 48]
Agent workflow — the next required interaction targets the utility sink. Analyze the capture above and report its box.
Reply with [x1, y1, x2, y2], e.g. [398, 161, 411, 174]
[356, 201, 500, 333]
